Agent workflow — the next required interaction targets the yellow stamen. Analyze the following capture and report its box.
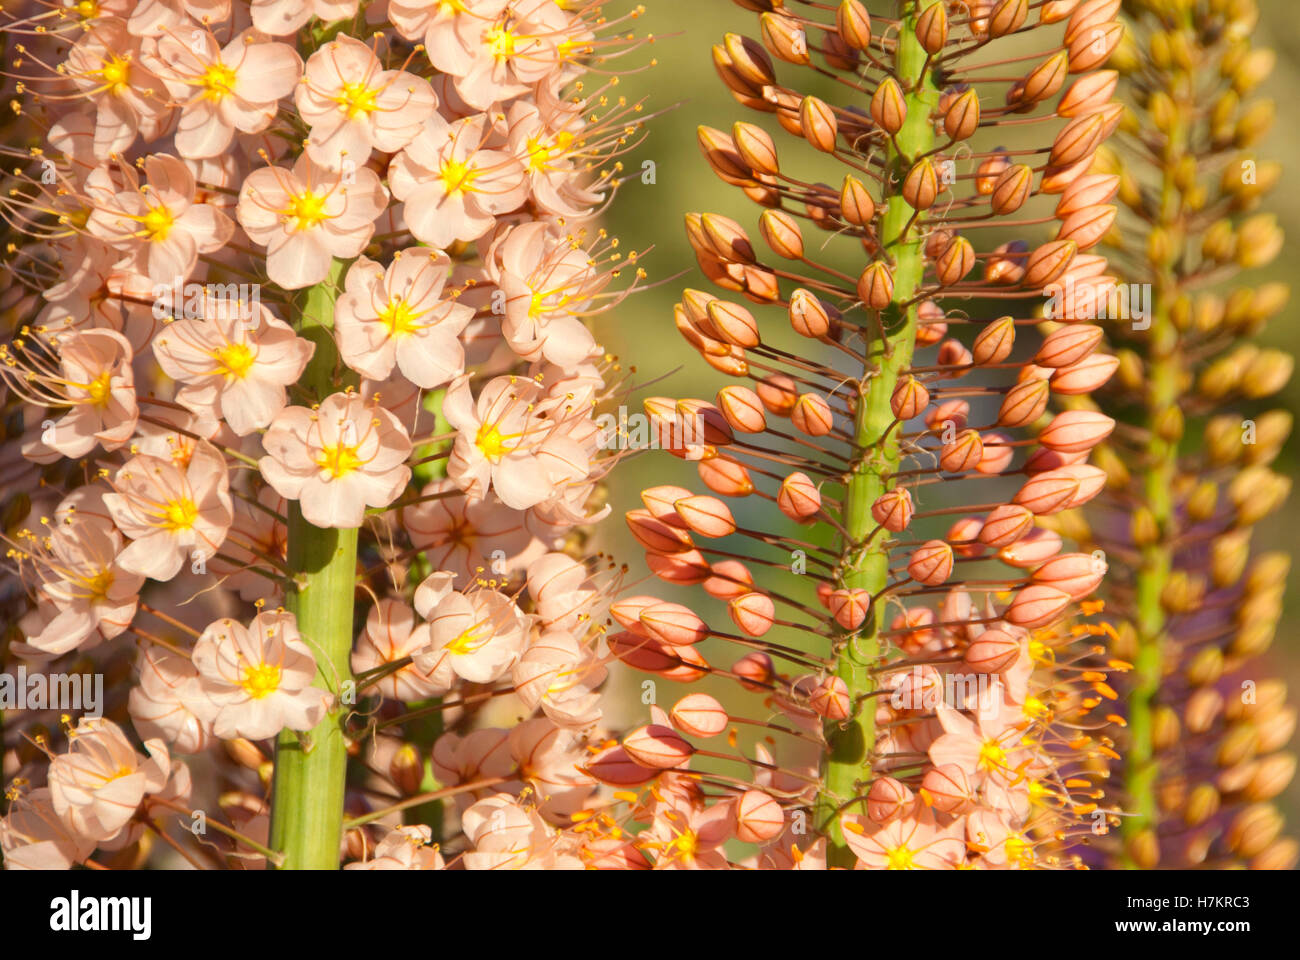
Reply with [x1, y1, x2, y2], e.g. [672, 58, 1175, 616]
[213, 342, 255, 379]
[439, 158, 479, 196]
[163, 499, 198, 531]
[317, 444, 363, 478]
[240, 663, 281, 699]
[200, 62, 237, 102]
[283, 190, 330, 232]
[337, 81, 379, 119]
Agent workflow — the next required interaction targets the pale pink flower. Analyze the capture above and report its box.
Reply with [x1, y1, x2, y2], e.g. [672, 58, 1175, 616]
[487, 221, 604, 369]
[461, 793, 583, 869]
[402, 479, 543, 582]
[259, 391, 413, 528]
[350, 598, 448, 702]
[191, 610, 331, 740]
[505, 97, 604, 219]
[252, 0, 360, 36]
[443, 373, 590, 510]
[153, 298, 315, 435]
[208, 486, 288, 603]
[527, 551, 603, 633]
[512, 628, 605, 728]
[641, 793, 734, 870]
[345, 825, 445, 870]
[508, 718, 596, 821]
[424, 0, 577, 110]
[3, 328, 138, 460]
[127, 0, 233, 37]
[237, 155, 388, 289]
[47, 717, 174, 844]
[0, 788, 95, 871]
[128, 646, 214, 754]
[389, 0, 507, 52]
[35, 238, 139, 337]
[85, 154, 234, 283]
[389, 112, 527, 248]
[64, 19, 172, 157]
[432, 729, 519, 815]
[296, 36, 436, 169]
[103, 440, 233, 581]
[965, 809, 1036, 869]
[335, 249, 474, 386]
[156, 29, 302, 159]
[927, 700, 1035, 792]
[411, 571, 531, 684]
[841, 810, 966, 870]
[20, 490, 143, 656]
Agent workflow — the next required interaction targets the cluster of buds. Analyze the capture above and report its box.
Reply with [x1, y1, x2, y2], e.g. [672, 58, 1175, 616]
[596, 0, 1130, 869]
[1055, 0, 1296, 869]
[0, 0, 658, 870]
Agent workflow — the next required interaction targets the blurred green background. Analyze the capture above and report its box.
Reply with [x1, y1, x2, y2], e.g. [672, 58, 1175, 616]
[589, 0, 1300, 842]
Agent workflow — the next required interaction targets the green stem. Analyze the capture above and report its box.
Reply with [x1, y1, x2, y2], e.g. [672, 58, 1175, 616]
[268, 260, 358, 870]
[814, 0, 940, 867]
[1120, 13, 1192, 865]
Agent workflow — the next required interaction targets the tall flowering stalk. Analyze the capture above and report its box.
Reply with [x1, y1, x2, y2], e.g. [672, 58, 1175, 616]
[1061, 0, 1296, 869]
[597, 0, 1128, 869]
[0, 0, 652, 870]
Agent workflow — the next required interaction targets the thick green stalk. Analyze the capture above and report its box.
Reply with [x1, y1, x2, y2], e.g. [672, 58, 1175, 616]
[1120, 23, 1191, 865]
[815, 0, 940, 867]
[269, 260, 358, 869]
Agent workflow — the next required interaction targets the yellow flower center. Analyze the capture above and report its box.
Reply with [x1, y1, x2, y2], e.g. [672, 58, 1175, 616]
[978, 739, 1007, 772]
[439, 158, 479, 196]
[317, 443, 363, 478]
[201, 62, 237, 101]
[525, 132, 573, 172]
[76, 0, 100, 19]
[1022, 695, 1050, 720]
[82, 567, 114, 598]
[99, 55, 130, 95]
[163, 498, 199, 531]
[445, 626, 485, 656]
[474, 422, 511, 461]
[378, 299, 422, 337]
[214, 342, 256, 379]
[338, 81, 380, 119]
[486, 27, 516, 59]
[240, 662, 281, 700]
[86, 370, 113, 408]
[1005, 833, 1033, 866]
[284, 190, 330, 232]
[142, 205, 175, 242]
[886, 844, 916, 870]
[670, 829, 698, 861]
